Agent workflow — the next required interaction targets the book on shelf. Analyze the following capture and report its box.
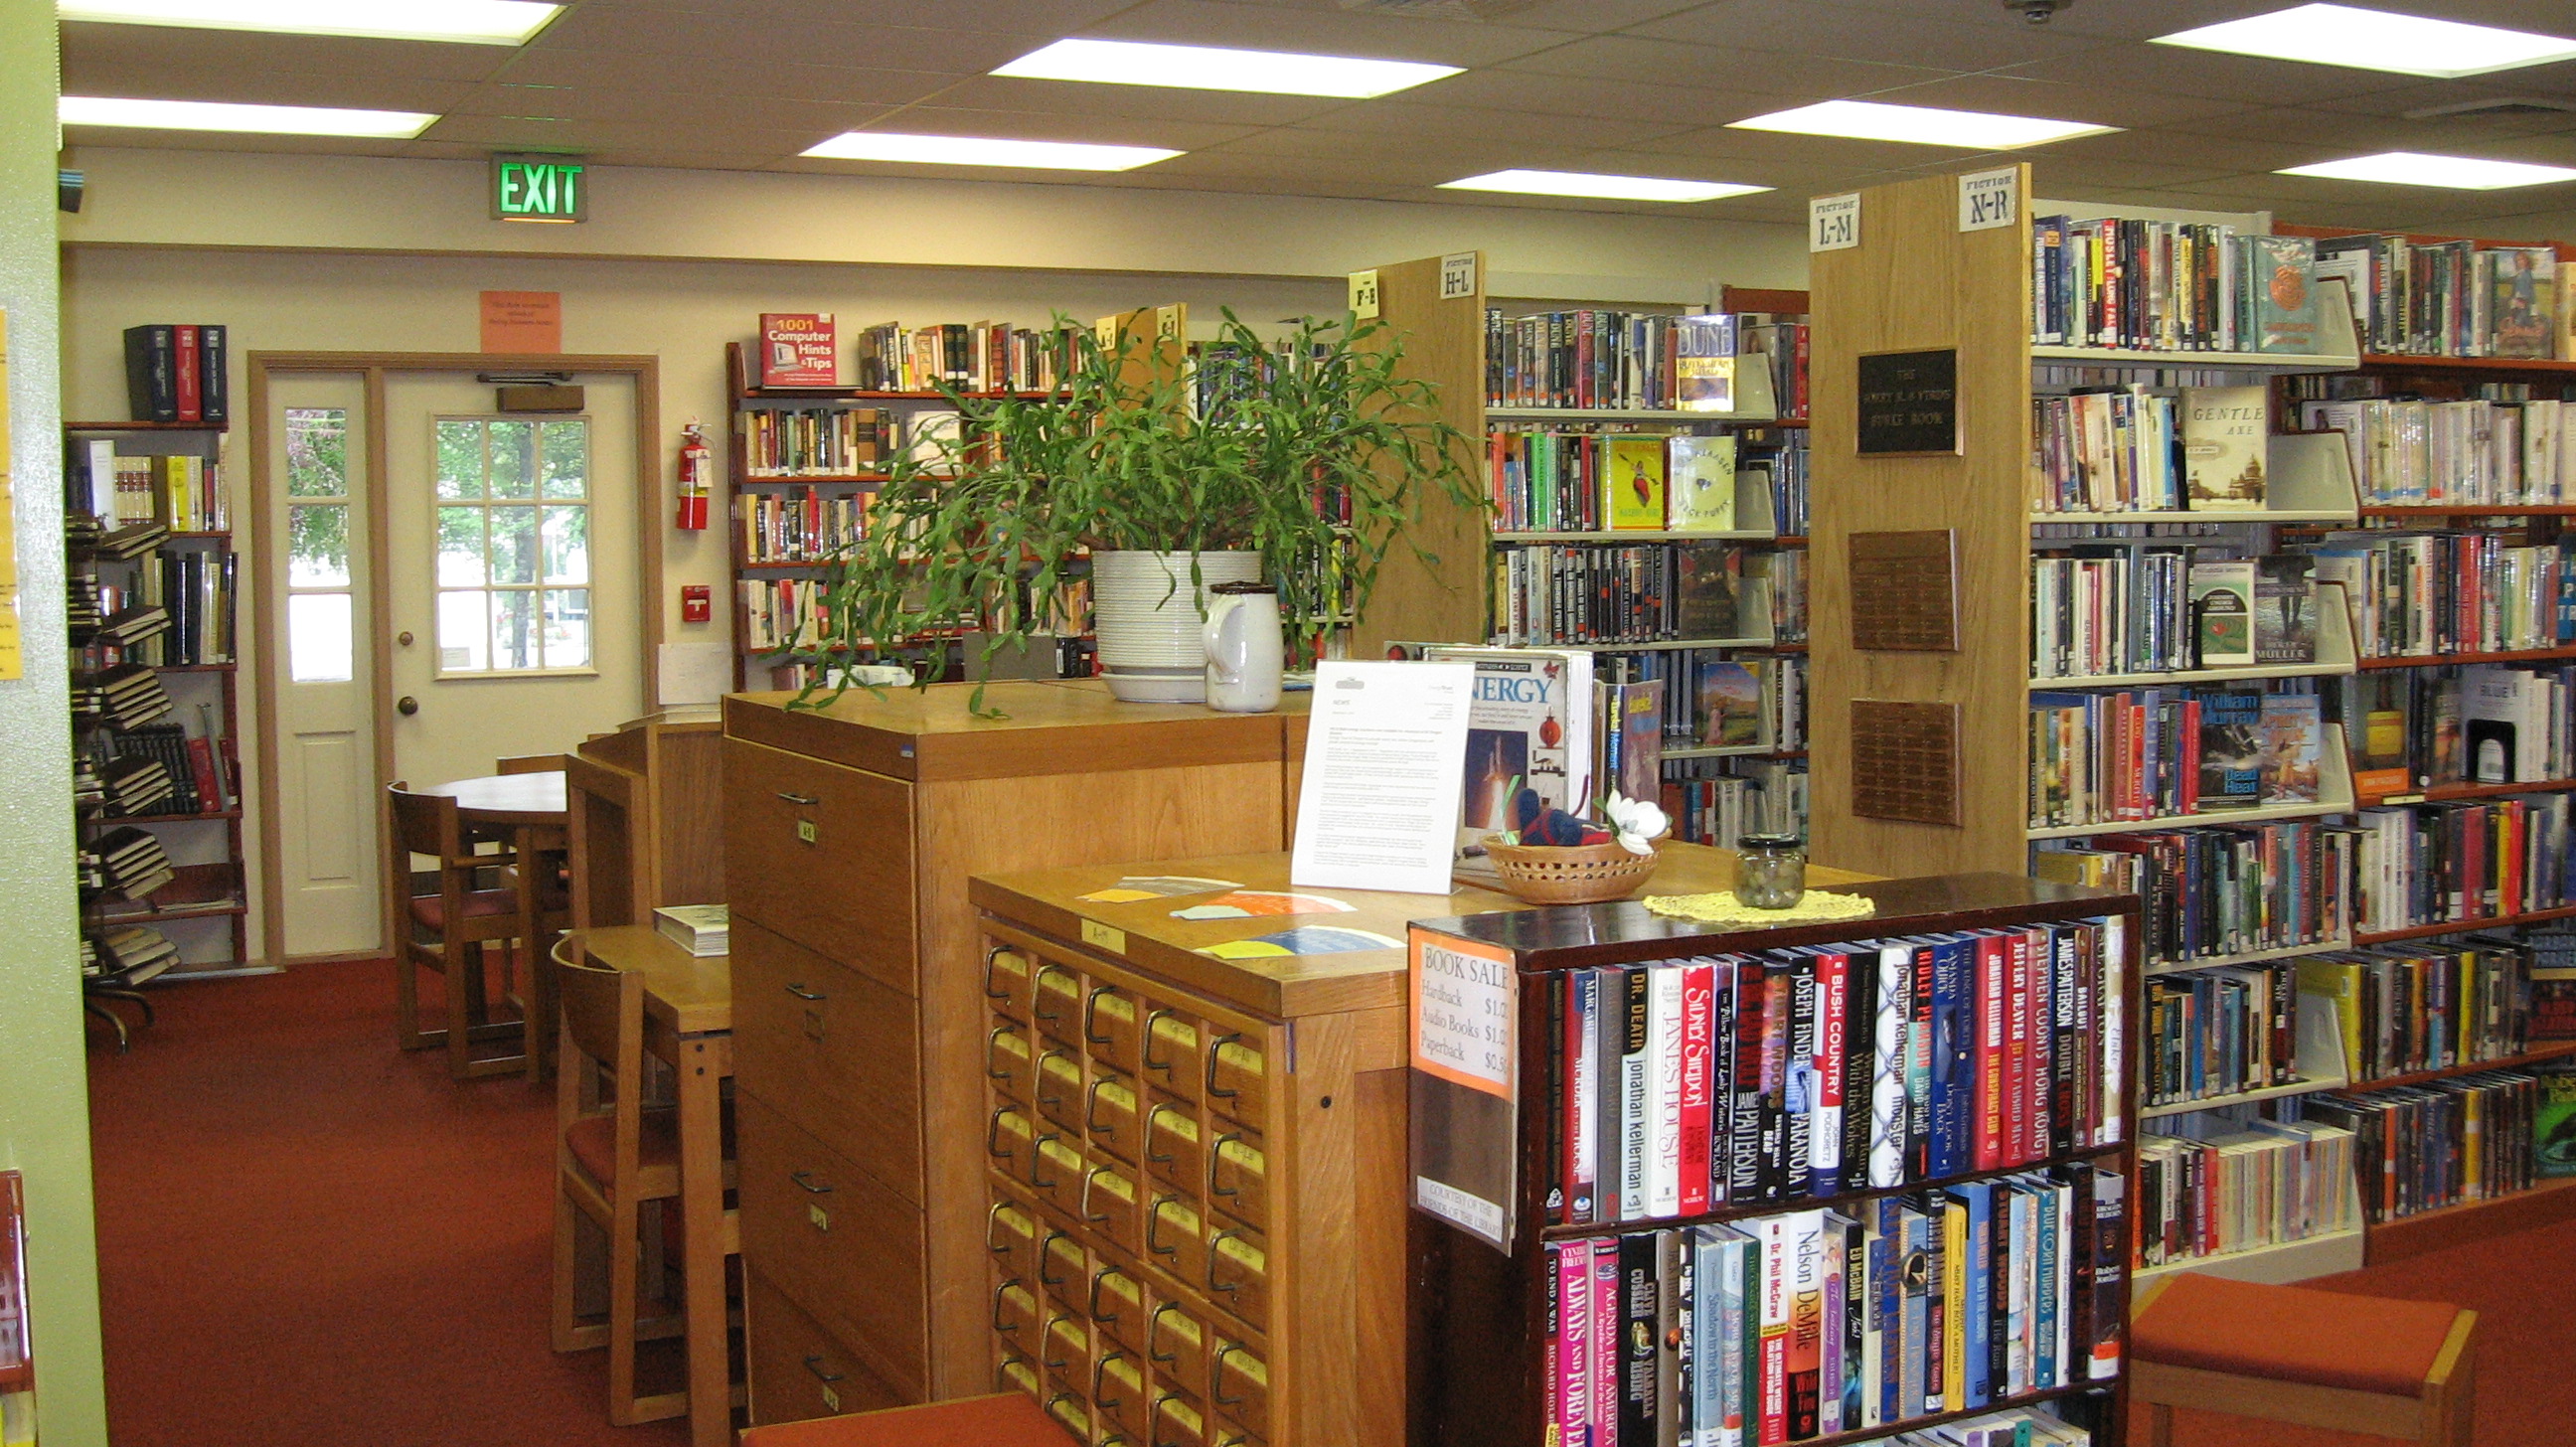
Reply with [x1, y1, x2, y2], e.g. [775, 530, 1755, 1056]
[2140, 958, 2301, 1107]
[2296, 938, 2532, 1081]
[1673, 313, 1736, 414]
[2537, 1064, 2576, 1178]
[2311, 232, 2563, 359]
[2346, 794, 2574, 933]
[120, 323, 228, 423]
[1739, 317, 1810, 422]
[2530, 927, 2576, 1041]
[1664, 755, 1807, 851]
[2024, 685, 2326, 829]
[2179, 386, 2267, 511]
[2303, 1069, 2542, 1223]
[1492, 543, 1791, 648]
[2133, 1114, 2355, 1269]
[2033, 818, 2353, 969]
[652, 903, 728, 956]
[2241, 235, 2324, 355]
[2302, 531, 2573, 658]
[850, 319, 1077, 393]
[2256, 694, 2324, 806]
[91, 923, 177, 978]
[739, 486, 865, 564]
[1668, 434, 1738, 533]
[1605, 435, 1668, 531]
[757, 312, 837, 388]
[1529, 925, 2125, 1230]
[2297, 391, 2576, 507]
[1484, 307, 1800, 414]
[2029, 216, 2317, 355]
[2253, 557, 2318, 666]
[1418, 646, 1595, 867]
[735, 405, 887, 477]
[2031, 544, 2322, 680]
[1693, 658, 1767, 749]
[2030, 387, 2178, 514]
[2186, 560, 2256, 669]
[1595, 677, 1664, 809]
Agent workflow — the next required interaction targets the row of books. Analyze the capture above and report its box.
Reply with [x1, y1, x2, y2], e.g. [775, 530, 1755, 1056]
[1542, 1188, 2121, 1447]
[1757, 430, 1810, 535]
[83, 754, 169, 816]
[1490, 543, 1776, 648]
[2028, 220, 2320, 355]
[2033, 820, 2351, 970]
[738, 576, 835, 653]
[2299, 396, 2576, 507]
[2312, 234, 2564, 360]
[119, 322, 229, 424]
[734, 405, 889, 477]
[2304, 532, 2575, 659]
[82, 826, 173, 900]
[87, 923, 176, 981]
[755, 312, 1079, 393]
[1484, 309, 1745, 413]
[1744, 321, 1810, 424]
[71, 665, 170, 732]
[2347, 797, 2573, 935]
[1665, 759, 1808, 851]
[120, 550, 237, 667]
[2303, 1069, 2550, 1222]
[77, 445, 227, 531]
[1541, 925, 2127, 1227]
[2338, 666, 2576, 798]
[103, 721, 233, 815]
[1673, 655, 1803, 754]
[2029, 385, 2275, 515]
[2133, 1113, 2357, 1269]
[2026, 551, 2319, 680]
[1486, 429, 1743, 535]
[2297, 940, 2532, 1083]
[2025, 688, 2325, 830]
[2142, 960, 2300, 1108]
[738, 486, 865, 564]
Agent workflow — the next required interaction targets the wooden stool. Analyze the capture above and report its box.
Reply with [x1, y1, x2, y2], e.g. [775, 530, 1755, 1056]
[739, 1393, 1072, 1447]
[2131, 1273, 2477, 1447]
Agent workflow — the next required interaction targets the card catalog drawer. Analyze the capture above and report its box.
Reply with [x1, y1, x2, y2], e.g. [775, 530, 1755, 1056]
[1045, 1392, 1095, 1446]
[1207, 1127, 1268, 1230]
[1146, 1194, 1208, 1291]
[1033, 1134, 1088, 1217]
[1152, 1388, 1210, 1447]
[993, 1279, 1042, 1354]
[1143, 1008, 1205, 1105]
[1205, 1033, 1270, 1127]
[1082, 1156, 1143, 1255]
[1144, 1099, 1205, 1196]
[1089, 1261, 1147, 1355]
[1211, 1339, 1271, 1439]
[986, 944, 1035, 1022]
[1095, 1349, 1150, 1438]
[1034, 963, 1083, 1044]
[988, 1200, 1041, 1286]
[1041, 1227, 1088, 1297]
[989, 1106, 1037, 1187]
[1037, 1046, 1087, 1134]
[1086, 983, 1144, 1077]
[987, 1021, 1037, 1107]
[1147, 1300, 1210, 1400]
[1207, 1224, 1270, 1328]
[1087, 1074, 1142, 1163]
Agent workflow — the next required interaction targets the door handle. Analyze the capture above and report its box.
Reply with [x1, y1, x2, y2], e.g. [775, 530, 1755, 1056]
[775, 790, 820, 805]
[397, 696, 419, 716]
[397, 630, 415, 647]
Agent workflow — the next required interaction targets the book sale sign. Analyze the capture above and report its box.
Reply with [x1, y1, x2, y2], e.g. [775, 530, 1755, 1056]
[1411, 928, 1519, 1248]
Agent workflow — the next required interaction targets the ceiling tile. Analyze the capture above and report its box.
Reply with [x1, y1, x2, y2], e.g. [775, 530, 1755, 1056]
[2039, 125, 2355, 175]
[1992, 44, 2424, 107]
[58, 63, 477, 112]
[527, 7, 1046, 72]
[485, 48, 959, 106]
[1070, 0, 1579, 67]
[1497, 34, 1958, 100]
[2025, 155, 2242, 191]
[1291, 98, 1700, 149]
[443, 81, 898, 133]
[1630, 0, 2108, 71]
[1854, 73, 2247, 129]
[1401, 67, 1750, 122]
[830, 104, 1261, 150]
[417, 112, 825, 158]
[1624, 120, 1999, 171]
[61, 20, 515, 83]
[902, 75, 1353, 127]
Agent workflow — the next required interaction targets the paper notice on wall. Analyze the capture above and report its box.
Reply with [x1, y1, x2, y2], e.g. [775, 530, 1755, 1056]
[657, 640, 730, 706]
[1289, 660, 1472, 894]
[1411, 930, 1516, 1096]
[480, 290, 563, 353]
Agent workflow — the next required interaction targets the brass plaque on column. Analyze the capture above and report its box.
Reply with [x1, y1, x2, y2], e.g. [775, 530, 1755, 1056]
[1849, 530, 1958, 652]
[1851, 700, 1961, 826]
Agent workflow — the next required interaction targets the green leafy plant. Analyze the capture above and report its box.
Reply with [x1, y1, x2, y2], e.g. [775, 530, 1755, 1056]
[787, 307, 1483, 712]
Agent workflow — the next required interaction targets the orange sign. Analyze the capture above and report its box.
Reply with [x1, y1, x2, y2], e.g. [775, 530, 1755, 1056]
[479, 290, 562, 354]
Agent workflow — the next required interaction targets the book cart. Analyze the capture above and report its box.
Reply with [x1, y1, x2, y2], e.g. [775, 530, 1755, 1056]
[1408, 873, 2140, 1447]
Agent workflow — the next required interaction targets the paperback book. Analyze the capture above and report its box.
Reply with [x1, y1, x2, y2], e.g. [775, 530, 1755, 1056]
[1667, 434, 1739, 534]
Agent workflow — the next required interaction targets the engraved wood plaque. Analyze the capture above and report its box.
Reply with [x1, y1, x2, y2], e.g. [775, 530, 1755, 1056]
[1849, 530, 1959, 652]
[1851, 700, 1962, 827]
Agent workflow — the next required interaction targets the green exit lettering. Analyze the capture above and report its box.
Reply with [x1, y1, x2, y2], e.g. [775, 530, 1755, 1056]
[490, 154, 587, 222]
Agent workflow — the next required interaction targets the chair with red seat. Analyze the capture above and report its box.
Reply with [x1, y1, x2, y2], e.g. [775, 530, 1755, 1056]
[388, 783, 531, 1079]
[550, 949, 738, 1426]
[739, 1393, 1074, 1447]
[2130, 1272, 2477, 1447]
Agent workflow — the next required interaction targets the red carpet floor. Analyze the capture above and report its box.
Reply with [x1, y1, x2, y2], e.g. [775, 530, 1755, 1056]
[87, 959, 689, 1447]
[85, 960, 2576, 1446]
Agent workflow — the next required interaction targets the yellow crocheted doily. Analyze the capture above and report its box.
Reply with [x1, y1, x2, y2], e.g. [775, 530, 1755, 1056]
[1640, 889, 1878, 925]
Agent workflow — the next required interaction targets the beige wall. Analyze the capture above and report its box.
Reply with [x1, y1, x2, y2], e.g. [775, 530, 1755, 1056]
[61, 148, 1811, 963]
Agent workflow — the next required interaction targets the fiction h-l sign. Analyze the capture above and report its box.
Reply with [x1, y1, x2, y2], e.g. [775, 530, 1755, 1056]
[491, 153, 586, 223]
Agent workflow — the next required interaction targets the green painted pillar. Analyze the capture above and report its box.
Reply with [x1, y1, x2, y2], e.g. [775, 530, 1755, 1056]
[0, 1, 109, 1442]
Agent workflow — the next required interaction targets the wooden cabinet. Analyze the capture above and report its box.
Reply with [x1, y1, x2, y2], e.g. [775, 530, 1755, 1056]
[724, 682, 1308, 1414]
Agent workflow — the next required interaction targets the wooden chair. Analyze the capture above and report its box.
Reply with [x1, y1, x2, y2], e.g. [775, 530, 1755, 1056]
[492, 751, 571, 1078]
[551, 950, 737, 1426]
[739, 1394, 1072, 1447]
[496, 752, 565, 775]
[387, 784, 530, 1079]
[2131, 1273, 2477, 1447]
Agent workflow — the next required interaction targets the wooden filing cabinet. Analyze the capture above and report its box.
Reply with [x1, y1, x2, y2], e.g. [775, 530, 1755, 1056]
[723, 683, 1310, 1419]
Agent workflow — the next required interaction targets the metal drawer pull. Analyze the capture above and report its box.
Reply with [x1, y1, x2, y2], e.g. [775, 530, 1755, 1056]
[784, 981, 825, 1001]
[1207, 1033, 1243, 1097]
[789, 1170, 833, 1195]
[1213, 1348, 1250, 1406]
[775, 791, 820, 805]
[801, 1355, 843, 1383]
[1209, 1135, 1242, 1198]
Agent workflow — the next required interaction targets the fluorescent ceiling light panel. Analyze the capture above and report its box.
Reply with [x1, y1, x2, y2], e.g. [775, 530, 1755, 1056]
[57, 0, 561, 45]
[2278, 150, 2576, 189]
[1441, 169, 1770, 203]
[2151, 4, 2576, 79]
[59, 94, 436, 137]
[993, 38, 1460, 98]
[801, 130, 1180, 171]
[1728, 99, 2115, 149]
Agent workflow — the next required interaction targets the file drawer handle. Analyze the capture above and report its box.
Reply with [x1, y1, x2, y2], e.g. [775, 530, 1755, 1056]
[775, 791, 820, 806]
[993, 1285, 1021, 1334]
[984, 946, 1015, 1000]
[1085, 986, 1119, 1045]
[1206, 1034, 1242, 1098]
[987, 1114, 1018, 1159]
[1089, 1271, 1127, 1321]
[990, 1029, 1019, 1081]
[801, 1355, 844, 1384]
[1208, 1230, 1251, 1295]
[1147, 1307, 1183, 1366]
[1208, 1134, 1242, 1199]
[1081, 1171, 1114, 1223]
[1030, 1138, 1061, 1190]
[784, 981, 826, 1002]
[1143, 1010, 1181, 1074]
[789, 1170, 833, 1195]
[1086, 1080, 1117, 1134]
[1212, 1347, 1251, 1407]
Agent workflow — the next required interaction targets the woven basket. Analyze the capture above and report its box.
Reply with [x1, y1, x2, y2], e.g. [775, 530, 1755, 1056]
[1480, 834, 1663, 905]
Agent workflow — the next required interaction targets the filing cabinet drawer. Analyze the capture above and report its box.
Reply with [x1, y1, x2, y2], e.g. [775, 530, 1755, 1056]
[1086, 983, 1143, 1076]
[1095, 1350, 1150, 1439]
[1146, 1195, 1208, 1289]
[1144, 1099, 1205, 1194]
[733, 919, 922, 1193]
[1034, 963, 1083, 1043]
[989, 1200, 1041, 1286]
[1147, 1301, 1210, 1401]
[1207, 1224, 1270, 1327]
[1153, 1388, 1210, 1447]
[1087, 1074, 1142, 1163]
[723, 739, 913, 990]
[1143, 1008, 1205, 1104]
[1205, 1034, 1269, 1125]
[1206, 1126, 1268, 1229]
[1088, 1262, 1147, 1354]
[1212, 1340, 1271, 1439]
[1037, 1047, 1087, 1133]
[986, 944, 1035, 1022]
[989, 1022, 1037, 1106]
[737, 1092, 928, 1399]
[1082, 1157, 1143, 1255]
[746, 1270, 900, 1426]
[1213, 1427, 1266, 1447]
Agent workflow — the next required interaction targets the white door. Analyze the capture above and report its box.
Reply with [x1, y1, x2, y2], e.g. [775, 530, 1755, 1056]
[381, 374, 642, 790]
[269, 375, 382, 957]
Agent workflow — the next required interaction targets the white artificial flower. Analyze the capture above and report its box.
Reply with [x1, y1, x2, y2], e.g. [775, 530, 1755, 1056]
[1603, 793, 1669, 856]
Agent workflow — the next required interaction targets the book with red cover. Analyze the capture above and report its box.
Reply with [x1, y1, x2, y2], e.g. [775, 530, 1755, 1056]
[1975, 933, 2010, 1172]
[173, 323, 202, 422]
[185, 735, 223, 814]
[1679, 961, 1716, 1216]
[2004, 929, 2032, 1168]
[758, 312, 838, 388]
[1810, 948, 1849, 1198]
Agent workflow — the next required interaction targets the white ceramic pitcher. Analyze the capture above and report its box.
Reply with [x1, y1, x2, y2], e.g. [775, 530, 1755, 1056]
[1202, 581, 1283, 714]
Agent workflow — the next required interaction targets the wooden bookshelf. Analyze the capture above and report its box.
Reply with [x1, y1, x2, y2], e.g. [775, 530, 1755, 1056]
[2353, 902, 2576, 946]
[2367, 1177, 2576, 1265]
[2341, 1040, 2576, 1093]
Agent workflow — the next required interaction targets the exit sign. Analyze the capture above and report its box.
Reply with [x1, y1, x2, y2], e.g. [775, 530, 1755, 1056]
[491, 154, 586, 223]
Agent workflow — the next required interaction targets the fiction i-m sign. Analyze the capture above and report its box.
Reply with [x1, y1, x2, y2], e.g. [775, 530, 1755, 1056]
[490, 154, 587, 223]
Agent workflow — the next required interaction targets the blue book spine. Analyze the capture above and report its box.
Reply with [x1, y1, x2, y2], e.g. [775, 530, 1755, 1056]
[1691, 1228, 1724, 1447]
[1951, 1183, 1995, 1408]
[1719, 1234, 1752, 1447]
[1868, 1227, 1898, 1427]
[1927, 936, 1974, 1179]
[2033, 1183, 2062, 1390]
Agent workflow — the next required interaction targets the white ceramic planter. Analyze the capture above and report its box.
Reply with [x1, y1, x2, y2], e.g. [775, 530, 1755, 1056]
[1090, 549, 1262, 703]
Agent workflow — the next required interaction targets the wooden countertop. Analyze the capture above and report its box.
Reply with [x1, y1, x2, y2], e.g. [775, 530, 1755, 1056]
[724, 681, 1311, 782]
[570, 925, 731, 1035]
[970, 844, 1880, 1020]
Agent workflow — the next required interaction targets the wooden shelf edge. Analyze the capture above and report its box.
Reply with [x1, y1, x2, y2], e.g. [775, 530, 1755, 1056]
[2341, 1040, 2576, 1092]
[2357, 352, 2576, 376]
[2353, 904, 2576, 945]
[2360, 775, 2576, 808]
[64, 419, 230, 432]
[1537, 1142, 2128, 1243]
[2359, 505, 2576, 518]
[2142, 1074, 2344, 1119]
[2366, 1177, 2576, 1266]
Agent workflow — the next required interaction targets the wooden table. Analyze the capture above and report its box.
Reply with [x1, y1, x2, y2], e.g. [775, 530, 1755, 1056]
[426, 772, 571, 1075]
[570, 925, 734, 1447]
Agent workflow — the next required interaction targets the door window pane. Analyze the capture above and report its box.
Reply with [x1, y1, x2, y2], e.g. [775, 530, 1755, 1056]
[285, 407, 349, 499]
[434, 419, 484, 500]
[432, 415, 593, 673]
[490, 588, 538, 670]
[437, 589, 489, 673]
[488, 420, 536, 499]
[287, 593, 353, 682]
[541, 421, 588, 499]
[437, 506, 485, 585]
[288, 504, 349, 587]
[488, 505, 539, 585]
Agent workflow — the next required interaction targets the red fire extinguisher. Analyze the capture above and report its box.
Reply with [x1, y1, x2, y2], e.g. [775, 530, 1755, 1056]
[676, 420, 711, 530]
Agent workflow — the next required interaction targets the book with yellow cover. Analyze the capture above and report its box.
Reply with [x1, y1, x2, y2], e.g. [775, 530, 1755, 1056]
[1605, 435, 1668, 531]
[1667, 434, 1738, 534]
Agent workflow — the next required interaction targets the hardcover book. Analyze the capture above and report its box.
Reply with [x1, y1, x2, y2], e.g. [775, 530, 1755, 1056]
[2180, 386, 2268, 510]
[2536, 1066, 2576, 1178]
[2489, 245, 2557, 360]
[1667, 434, 1739, 534]
[1675, 543, 1745, 641]
[1675, 313, 1738, 414]
[2254, 693, 2323, 805]
[758, 312, 838, 388]
[2241, 234, 2321, 354]
[1605, 435, 1669, 531]
[2195, 689, 2265, 809]
[2252, 556, 2317, 665]
[1425, 646, 1595, 864]
[1694, 660, 1765, 748]
[2188, 561, 2258, 668]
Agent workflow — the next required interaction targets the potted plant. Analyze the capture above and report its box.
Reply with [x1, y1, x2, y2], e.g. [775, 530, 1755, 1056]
[793, 308, 1481, 710]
